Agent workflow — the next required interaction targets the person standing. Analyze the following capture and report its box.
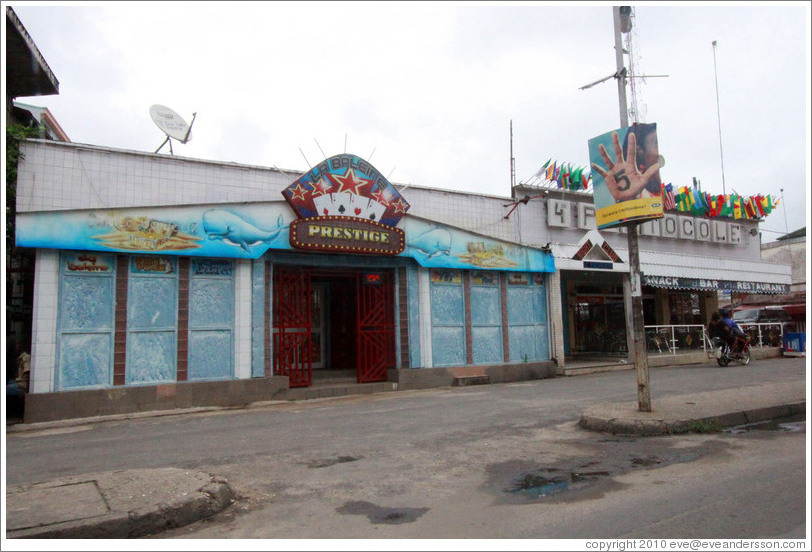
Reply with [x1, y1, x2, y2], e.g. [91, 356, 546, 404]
[6, 328, 19, 380]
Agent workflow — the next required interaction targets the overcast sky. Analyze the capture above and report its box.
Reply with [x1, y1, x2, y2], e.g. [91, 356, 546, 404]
[7, 1, 810, 240]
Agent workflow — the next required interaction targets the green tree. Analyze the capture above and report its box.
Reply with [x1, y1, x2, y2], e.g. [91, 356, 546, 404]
[6, 125, 42, 255]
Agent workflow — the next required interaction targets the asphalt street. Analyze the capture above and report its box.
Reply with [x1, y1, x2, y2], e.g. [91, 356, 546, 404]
[4, 356, 808, 542]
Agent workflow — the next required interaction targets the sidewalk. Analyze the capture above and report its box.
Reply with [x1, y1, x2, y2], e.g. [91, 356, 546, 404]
[5, 468, 234, 539]
[579, 380, 806, 436]
[5, 380, 806, 539]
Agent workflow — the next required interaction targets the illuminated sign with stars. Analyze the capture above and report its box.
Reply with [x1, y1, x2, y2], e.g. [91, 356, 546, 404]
[282, 154, 409, 255]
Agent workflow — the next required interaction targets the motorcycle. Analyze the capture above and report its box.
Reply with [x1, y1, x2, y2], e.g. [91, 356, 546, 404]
[709, 336, 751, 366]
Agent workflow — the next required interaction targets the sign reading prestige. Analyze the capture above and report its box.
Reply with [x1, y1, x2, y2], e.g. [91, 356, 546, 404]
[282, 154, 410, 256]
[290, 216, 405, 255]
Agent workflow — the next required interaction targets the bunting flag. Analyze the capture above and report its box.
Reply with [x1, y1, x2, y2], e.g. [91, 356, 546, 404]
[546, 161, 556, 181]
[719, 194, 733, 218]
[676, 189, 691, 212]
[744, 199, 756, 219]
[534, 157, 777, 221]
[733, 196, 743, 219]
[534, 158, 552, 178]
[754, 195, 766, 217]
[658, 181, 778, 221]
[708, 194, 718, 218]
[662, 183, 676, 210]
[714, 194, 725, 217]
[572, 166, 581, 190]
[690, 188, 705, 215]
[761, 195, 774, 215]
[567, 167, 578, 191]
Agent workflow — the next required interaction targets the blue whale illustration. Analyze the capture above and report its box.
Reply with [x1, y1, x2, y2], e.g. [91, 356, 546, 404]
[407, 228, 452, 260]
[202, 209, 286, 252]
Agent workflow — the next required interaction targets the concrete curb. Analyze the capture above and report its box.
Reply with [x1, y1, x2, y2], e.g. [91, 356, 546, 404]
[579, 401, 805, 436]
[6, 470, 235, 539]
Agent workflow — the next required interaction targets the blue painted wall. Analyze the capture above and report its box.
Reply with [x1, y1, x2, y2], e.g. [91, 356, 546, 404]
[430, 270, 466, 367]
[126, 257, 178, 384]
[506, 275, 550, 362]
[406, 266, 421, 368]
[470, 274, 503, 364]
[188, 259, 234, 380]
[56, 253, 116, 390]
[251, 259, 266, 377]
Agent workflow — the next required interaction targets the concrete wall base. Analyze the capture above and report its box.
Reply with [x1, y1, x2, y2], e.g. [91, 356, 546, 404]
[23, 377, 290, 424]
[390, 361, 557, 390]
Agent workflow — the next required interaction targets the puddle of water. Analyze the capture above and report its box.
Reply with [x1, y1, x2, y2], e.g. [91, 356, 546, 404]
[336, 500, 429, 525]
[631, 456, 662, 467]
[504, 467, 614, 498]
[726, 413, 806, 434]
[306, 455, 361, 469]
[571, 470, 610, 482]
[506, 471, 569, 497]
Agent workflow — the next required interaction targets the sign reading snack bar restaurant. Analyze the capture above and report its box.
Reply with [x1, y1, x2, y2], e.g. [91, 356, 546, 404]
[282, 154, 409, 255]
[641, 274, 790, 294]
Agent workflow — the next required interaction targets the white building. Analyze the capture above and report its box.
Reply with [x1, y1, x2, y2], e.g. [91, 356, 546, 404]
[14, 139, 791, 422]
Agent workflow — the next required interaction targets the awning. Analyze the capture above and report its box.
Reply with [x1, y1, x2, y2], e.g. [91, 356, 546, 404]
[641, 274, 790, 294]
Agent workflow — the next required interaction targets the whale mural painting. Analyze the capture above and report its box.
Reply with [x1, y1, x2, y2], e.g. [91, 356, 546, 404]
[16, 204, 294, 260]
[202, 210, 287, 252]
[16, 202, 554, 271]
[406, 227, 453, 260]
[398, 218, 554, 272]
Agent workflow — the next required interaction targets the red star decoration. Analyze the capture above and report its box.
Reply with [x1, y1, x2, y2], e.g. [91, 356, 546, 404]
[371, 188, 391, 206]
[289, 183, 310, 202]
[331, 168, 372, 196]
[311, 176, 333, 197]
[391, 198, 408, 214]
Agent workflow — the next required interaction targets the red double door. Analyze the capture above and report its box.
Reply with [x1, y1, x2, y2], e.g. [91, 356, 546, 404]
[272, 267, 395, 387]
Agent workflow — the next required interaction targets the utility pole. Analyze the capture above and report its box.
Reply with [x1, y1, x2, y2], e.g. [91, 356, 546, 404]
[614, 5, 651, 412]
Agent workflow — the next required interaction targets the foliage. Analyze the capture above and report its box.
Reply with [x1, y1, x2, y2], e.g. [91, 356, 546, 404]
[6, 125, 42, 254]
[686, 419, 724, 433]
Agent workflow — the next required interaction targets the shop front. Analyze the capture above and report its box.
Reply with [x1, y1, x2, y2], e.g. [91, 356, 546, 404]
[16, 145, 557, 422]
[526, 188, 792, 366]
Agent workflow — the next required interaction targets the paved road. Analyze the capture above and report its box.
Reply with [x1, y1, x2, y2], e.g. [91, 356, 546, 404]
[5, 357, 808, 540]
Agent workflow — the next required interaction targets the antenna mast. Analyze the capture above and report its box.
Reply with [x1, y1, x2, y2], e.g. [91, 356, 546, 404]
[510, 120, 516, 191]
[712, 40, 727, 196]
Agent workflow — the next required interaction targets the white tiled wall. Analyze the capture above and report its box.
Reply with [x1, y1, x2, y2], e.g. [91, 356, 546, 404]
[234, 260, 252, 380]
[546, 270, 565, 369]
[404, 187, 517, 243]
[30, 249, 60, 393]
[17, 140, 297, 212]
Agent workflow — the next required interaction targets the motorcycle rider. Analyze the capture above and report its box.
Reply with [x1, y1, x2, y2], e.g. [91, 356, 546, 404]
[708, 311, 732, 350]
[720, 309, 749, 356]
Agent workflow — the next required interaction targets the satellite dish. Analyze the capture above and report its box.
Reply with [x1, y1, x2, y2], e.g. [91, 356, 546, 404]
[150, 104, 196, 154]
[658, 155, 665, 168]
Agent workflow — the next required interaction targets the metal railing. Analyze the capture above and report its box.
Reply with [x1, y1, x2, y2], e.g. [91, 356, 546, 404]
[644, 322, 789, 355]
[645, 324, 706, 355]
[738, 322, 789, 348]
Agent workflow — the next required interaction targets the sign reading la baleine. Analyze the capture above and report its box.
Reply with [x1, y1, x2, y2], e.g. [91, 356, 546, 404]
[282, 154, 409, 256]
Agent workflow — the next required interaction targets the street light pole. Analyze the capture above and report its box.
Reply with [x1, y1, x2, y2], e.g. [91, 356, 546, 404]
[613, 5, 651, 412]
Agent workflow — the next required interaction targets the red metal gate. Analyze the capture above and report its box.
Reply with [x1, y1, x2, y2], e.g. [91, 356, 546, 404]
[356, 271, 395, 383]
[272, 267, 312, 388]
